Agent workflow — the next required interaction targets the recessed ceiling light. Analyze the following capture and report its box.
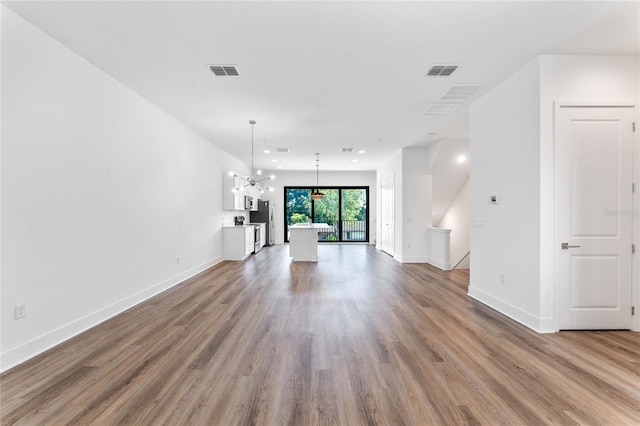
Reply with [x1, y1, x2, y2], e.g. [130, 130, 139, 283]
[272, 158, 277, 162]
[264, 150, 271, 154]
[457, 155, 467, 163]
[277, 165, 282, 169]
[358, 150, 365, 154]
[352, 159, 358, 163]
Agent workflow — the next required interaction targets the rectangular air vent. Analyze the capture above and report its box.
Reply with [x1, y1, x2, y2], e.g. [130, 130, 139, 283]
[424, 104, 460, 115]
[441, 84, 483, 100]
[427, 65, 458, 77]
[209, 65, 239, 77]
[276, 148, 289, 153]
[340, 148, 355, 153]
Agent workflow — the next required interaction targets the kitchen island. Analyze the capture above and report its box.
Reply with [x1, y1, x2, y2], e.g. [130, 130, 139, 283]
[289, 223, 330, 262]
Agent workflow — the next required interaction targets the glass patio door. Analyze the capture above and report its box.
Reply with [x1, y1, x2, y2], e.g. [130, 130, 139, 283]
[341, 188, 367, 241]
[284, 187, 368, 243]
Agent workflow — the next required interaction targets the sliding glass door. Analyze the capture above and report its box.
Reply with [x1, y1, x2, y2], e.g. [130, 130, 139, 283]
[341, 188, 367, 241]
[285, 186, 368, 243]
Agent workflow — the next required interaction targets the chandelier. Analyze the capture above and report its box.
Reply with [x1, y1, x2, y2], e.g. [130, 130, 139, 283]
[311, 153, 324, 200]
[229, 120, 275, 194]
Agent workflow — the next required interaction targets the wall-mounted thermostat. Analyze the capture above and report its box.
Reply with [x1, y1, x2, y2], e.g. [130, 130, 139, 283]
[490, 195, 499, 204]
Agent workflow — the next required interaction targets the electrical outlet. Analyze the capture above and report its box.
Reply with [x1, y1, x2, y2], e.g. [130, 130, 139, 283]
[15, 304, 26, 320]
[177, 256, 181, 264]
[499, 273, 507, 284]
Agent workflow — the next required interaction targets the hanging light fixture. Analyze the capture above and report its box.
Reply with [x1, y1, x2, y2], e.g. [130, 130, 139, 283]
[311, 153, 324, 200]
[228, 120, 275, 194]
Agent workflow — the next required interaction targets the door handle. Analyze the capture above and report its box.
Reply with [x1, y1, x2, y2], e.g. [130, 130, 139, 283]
[561, 242, 580, 250]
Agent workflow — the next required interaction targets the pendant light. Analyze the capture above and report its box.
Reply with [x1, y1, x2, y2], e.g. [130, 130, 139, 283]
[311, 153, 324, 200]
[228, 120, 275, 193]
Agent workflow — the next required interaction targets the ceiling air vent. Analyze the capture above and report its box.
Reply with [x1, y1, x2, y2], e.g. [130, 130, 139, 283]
[209, 65, 239, 77]
[427, 65, 458, 77]
[276, 148, 289, 153]
[340, 148, 355, 153]
[424, 104, 460, 115]
[441, 84, 483, 100]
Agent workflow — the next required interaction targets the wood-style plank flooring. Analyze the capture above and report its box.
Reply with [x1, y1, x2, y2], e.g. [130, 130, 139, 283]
[1, 244, 639, 425]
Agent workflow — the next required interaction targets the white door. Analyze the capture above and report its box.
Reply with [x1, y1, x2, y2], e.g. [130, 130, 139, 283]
[380, 175, 395, 256]
[555, 104, 635, 330]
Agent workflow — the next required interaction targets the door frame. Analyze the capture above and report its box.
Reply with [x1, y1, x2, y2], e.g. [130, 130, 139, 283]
[379, 173, 395, 256]
[553, 100, 639, 332]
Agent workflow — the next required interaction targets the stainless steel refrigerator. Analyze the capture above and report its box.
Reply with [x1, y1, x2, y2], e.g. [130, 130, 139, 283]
[250, 200, 275, 245]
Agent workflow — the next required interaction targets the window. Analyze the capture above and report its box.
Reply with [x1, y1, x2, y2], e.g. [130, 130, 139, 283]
[284, 186, 369, 243]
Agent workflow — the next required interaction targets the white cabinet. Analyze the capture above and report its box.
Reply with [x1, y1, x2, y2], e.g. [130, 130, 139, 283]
[289, 223, 329, 262]
[223, 226, 255, 260]
[222, 172, 260, 211]
[223, 173, 246, 211]
[246, 185, 260, 211]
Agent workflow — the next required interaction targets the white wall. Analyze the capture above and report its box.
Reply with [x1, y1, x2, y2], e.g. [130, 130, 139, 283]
[376, 148, 436, 263]
[538, 55, 640, 330]
[258, 169, 377, 245]
[429, 138, 470, 225]
[470, 54, 639, 333]
[437, 178, 470, 268]
[1, 8, 246, 371]
[469, 58, 543, 330]
[401, 148, 432, 263]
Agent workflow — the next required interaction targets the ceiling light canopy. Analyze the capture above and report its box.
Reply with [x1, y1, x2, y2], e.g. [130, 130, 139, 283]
[229, 120, 275, 194]
[457, 154, 467, 164]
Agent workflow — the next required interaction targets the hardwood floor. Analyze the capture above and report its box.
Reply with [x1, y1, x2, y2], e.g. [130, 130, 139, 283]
[1, 244, 639, 425]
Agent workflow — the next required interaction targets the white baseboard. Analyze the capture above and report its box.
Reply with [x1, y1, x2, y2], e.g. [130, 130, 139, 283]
[427, 258, 452, 270]
[467, 286, 555, 334]
[0, 257, 222, 372]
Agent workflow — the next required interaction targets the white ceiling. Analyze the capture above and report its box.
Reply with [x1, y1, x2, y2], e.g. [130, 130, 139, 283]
[4, 1, 639, 171]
